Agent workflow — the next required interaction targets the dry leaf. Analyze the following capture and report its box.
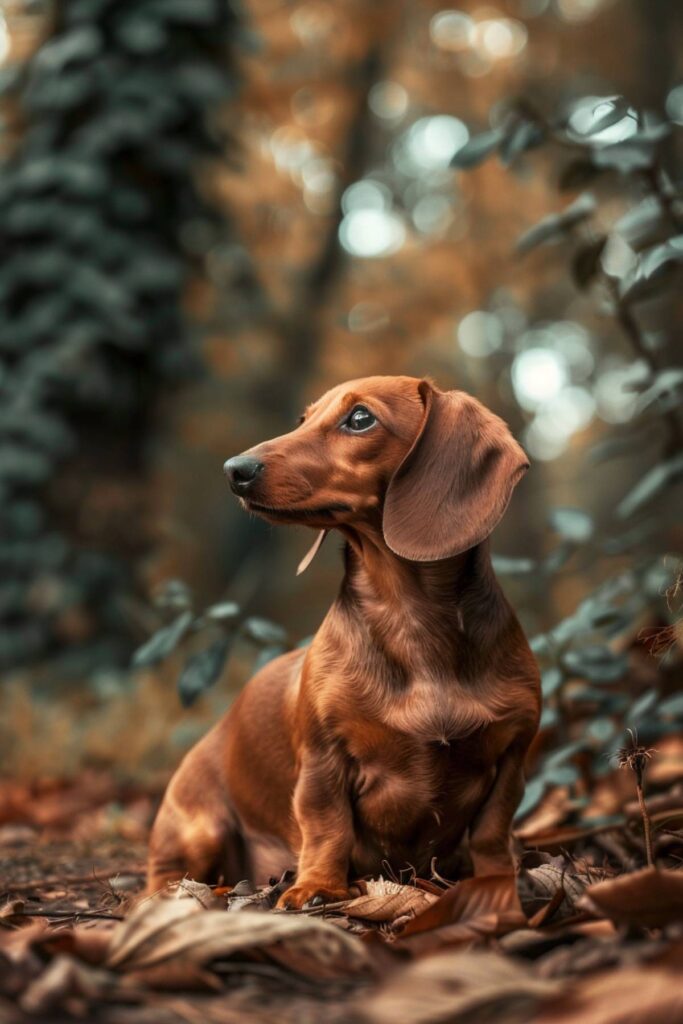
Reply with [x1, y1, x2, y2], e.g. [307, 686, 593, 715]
[535, 961, 683, 1024]
[518, 855, 596, 924]
[343, 879, 437, 922]
[20, 955, 131, 1015]
[361, 949, 558, 1024]
[396, 874, 527, 953]
[579, 867, 683, 928]
[106, 899, 372, 980]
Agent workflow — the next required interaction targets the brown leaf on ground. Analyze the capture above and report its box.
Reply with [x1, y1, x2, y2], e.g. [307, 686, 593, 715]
[360, 949, 559, 1024]
[343, 879, 438, 922]
[535, 957, 683, 1024]
[518, 855, 599, 925]
[19, 955, 136, 1016]
[0, 921, 50, 997]
[395, 874, 527, 953]
[579, 867, 683, 928]
[107, 898, 373, 980]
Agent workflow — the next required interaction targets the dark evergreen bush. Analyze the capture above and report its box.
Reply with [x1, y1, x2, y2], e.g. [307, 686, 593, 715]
[0, 0, 240, 672]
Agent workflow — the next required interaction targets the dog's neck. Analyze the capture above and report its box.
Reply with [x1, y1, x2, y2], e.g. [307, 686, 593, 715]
[336, 525, 512, 676]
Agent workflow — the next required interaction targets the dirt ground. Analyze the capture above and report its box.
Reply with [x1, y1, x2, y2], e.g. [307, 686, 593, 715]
[2, 766, 683, 1024]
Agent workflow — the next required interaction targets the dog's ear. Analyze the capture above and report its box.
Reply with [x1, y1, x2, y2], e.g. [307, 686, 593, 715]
[383, 380, 529, 561]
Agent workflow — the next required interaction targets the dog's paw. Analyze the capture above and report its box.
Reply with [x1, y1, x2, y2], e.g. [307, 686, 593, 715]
[276, 882, 352, 911]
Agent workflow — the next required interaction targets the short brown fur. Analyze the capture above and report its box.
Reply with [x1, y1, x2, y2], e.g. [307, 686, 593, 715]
[147, 376, 541, 908]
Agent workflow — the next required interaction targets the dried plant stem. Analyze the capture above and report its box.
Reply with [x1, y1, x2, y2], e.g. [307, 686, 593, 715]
[635, 778, 655, 868]
[616, 735, 657, 869]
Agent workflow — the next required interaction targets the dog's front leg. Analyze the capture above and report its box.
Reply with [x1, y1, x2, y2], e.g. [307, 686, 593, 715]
[277, 746, 354, 910]
[468, 740, 528, 876]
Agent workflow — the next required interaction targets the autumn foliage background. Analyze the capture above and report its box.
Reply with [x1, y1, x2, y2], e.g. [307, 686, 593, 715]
[0, 0, 681, 837]
[0, 1, 683, 1021]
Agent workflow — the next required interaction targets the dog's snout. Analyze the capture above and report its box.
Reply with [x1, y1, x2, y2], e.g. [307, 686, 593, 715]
[224, 455, 264, 494]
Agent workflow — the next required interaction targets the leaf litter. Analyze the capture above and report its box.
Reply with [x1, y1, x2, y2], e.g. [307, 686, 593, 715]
[2, 761, 683, 1023]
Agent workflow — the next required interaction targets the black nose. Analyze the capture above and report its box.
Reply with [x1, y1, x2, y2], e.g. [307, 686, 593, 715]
[223, 455, 264, 494]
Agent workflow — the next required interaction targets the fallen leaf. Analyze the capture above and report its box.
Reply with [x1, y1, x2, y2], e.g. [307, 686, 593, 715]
[361, 948, 558, 1024]
[343, 879, 437, 922]
[106, 899, 373, 980]
[518, 854, 597, 925]
[396, 874, 527, 953]
[20, 955, 134, 1015]
[535, 961, 683, 1023]
[579, 867, 683, 928]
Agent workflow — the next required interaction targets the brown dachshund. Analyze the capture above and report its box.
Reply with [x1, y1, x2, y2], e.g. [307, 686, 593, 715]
[147, 376, 541, 908]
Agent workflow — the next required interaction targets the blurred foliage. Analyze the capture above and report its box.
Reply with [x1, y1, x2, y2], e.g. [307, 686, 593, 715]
[453, 93, 682, 820]
[0, 0, 240, 672]
[135, 90, 683, 828]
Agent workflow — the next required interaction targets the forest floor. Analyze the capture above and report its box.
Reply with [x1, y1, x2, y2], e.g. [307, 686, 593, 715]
[1, 764, 683, 1024]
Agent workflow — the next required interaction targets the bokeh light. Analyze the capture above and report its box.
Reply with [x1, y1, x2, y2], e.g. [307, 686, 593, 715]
[338, 208, 406, 258]
[457, 311, 504, 357]
[555, 0, 610, 22]
[512, 347, 568, 410]
[430, 10, 474, 52]
[412, 194, 454, 235]
[472, 18, 528, 59]
[0, 11, 8, 64]
[368, 81, 409, 122]
[402, 116, 470, 172]
[341, 179, 391, 214]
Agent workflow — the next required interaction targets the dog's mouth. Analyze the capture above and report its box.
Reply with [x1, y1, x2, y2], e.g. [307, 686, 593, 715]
[243, 499, 351, 521]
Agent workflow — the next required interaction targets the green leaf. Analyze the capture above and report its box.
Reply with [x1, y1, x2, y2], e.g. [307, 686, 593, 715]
[617, 453, 683, 518]
[659, 694, 683, 720]
[241, 617, 288, 647]
[626, 689, 659, 726]
[514, 777, 547, 821]
[563, 645, 628, 684]
[541, 667, 564, 697]
[635, 368, 683, 417]
[578, 96, 632, 136]
[549, 507, 594, 543]
[516, 193, 596, 255]
[205, 600, 241, 623]
[492, 555, 537, 576]
[619, 236, 683, 303]
[153, 579, 193, 612]
[450, 128, 505, 169]
[498, 119, 545, 166]
[178, 637, 231, 707]
[592, 139, 657, 173]
[132, 610, 193, 667]
[614, 197, 665, 248]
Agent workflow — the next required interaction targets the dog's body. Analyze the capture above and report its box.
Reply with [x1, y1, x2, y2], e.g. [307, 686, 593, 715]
[147, 377, 541, 908]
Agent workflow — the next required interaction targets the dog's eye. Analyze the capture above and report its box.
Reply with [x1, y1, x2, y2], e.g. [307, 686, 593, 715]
[345, 406, 376, 433]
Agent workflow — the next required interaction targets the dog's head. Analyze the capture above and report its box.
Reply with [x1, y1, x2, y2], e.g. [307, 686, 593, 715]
[224, 376, 528, 562]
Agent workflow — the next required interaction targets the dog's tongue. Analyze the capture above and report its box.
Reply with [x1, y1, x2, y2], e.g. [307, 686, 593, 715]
[296, 529, 328, 576]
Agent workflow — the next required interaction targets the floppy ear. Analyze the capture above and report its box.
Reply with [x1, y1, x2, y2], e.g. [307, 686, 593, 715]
[383, 380, 529, 561]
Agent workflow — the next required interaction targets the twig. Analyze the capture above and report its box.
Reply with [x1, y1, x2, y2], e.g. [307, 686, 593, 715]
[9, 908, 124, 921]
[616, 733, 656, 868]
[1, 868, 146, 894]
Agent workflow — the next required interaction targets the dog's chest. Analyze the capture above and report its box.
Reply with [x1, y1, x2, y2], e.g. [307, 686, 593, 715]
[377, 674, 500, 744]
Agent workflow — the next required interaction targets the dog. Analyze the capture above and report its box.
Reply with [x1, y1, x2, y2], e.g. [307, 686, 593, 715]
[147, 376, 541, 908]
